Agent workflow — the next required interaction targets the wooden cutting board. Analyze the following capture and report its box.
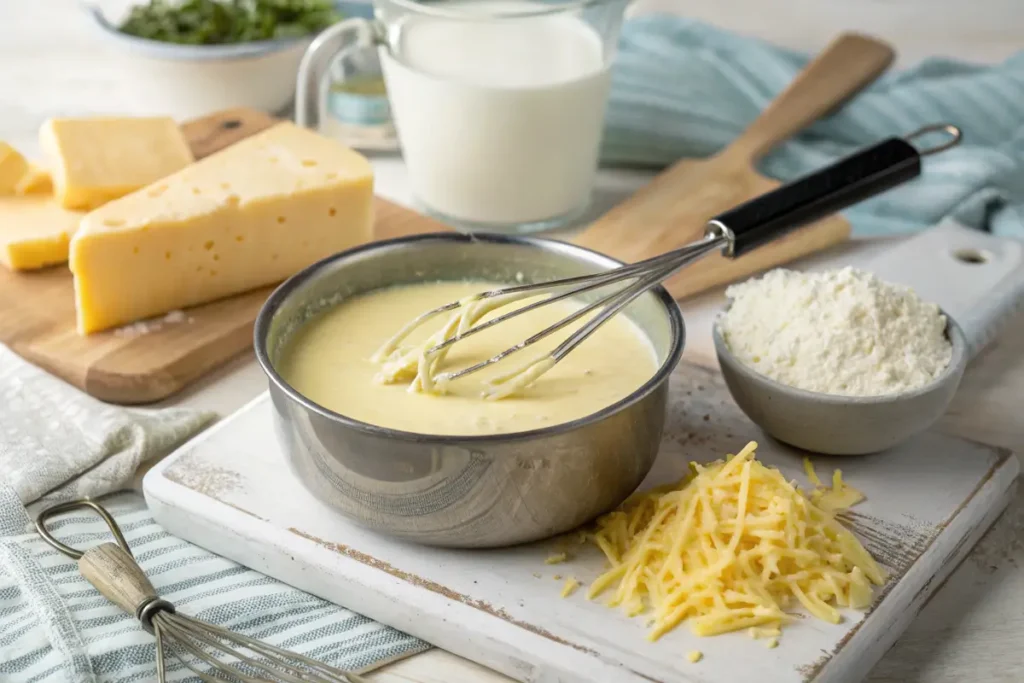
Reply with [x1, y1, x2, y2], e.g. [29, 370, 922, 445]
[0, 33, 893, 405]
[0, 109, 448, 404]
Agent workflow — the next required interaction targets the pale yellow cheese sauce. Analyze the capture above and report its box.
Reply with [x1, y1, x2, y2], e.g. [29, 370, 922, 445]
[277, 281, 660, 436]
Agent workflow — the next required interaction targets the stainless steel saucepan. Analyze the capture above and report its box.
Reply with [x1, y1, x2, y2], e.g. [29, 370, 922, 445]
[254, 234, 684, 548]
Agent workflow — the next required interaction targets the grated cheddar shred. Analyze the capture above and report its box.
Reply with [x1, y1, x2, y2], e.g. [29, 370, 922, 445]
[584, 442, 885, 641]
[804, 457, 866, 512]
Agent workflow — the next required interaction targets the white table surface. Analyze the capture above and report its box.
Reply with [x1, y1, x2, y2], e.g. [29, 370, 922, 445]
[2, 2, 1023, 682]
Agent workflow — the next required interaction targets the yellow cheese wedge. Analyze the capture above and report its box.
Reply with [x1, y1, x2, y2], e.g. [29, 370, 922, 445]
[15, 163, 52, 195]
[70, 121, 374, 334]
[0, 143, 29, 195]
[40, 117, 194, 210]
[0, 195, 84, 270]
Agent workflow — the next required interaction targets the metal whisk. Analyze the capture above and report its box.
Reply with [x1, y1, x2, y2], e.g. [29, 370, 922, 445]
[374, 125, 961, 397]
[36, 500, 368, 683]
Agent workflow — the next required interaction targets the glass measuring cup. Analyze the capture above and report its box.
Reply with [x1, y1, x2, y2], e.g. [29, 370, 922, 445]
[296, 0, 630, 235]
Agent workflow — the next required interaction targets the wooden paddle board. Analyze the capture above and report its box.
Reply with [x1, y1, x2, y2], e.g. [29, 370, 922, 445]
[574, 32, 894, 298]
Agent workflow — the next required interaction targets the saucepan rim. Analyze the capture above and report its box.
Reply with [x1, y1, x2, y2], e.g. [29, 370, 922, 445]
[254, 232, 685, 444]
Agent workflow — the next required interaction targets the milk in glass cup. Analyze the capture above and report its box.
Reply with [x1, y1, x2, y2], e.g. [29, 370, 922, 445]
[296, 0, 629, 234]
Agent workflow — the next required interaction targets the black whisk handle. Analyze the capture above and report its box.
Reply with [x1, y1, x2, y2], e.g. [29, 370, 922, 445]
[712, 138, 921, 258]
[709, 124, 961, 258]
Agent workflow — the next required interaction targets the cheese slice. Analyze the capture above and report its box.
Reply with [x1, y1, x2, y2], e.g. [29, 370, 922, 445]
[0, 143, 29, 194]
[40, 117, 194, 210]
[15, 163, 52, 195]
[0, 195, 84, 270]
[70, 122, 374, 334]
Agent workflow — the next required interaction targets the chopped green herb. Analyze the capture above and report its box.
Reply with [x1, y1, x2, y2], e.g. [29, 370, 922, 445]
[118, 0, 341, 45]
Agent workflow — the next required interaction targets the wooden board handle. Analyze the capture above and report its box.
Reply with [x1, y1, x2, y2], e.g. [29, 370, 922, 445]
[729, 33, 895, 162]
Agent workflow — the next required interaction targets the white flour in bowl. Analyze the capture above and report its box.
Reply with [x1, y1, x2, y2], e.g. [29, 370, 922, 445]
[719, 267, 953, 397]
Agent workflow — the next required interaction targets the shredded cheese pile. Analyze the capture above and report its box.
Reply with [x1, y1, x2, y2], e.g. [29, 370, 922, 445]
[584, 442, 885, 641]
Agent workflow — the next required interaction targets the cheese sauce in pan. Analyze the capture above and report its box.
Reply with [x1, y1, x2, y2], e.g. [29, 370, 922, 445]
[277, 281, 659, 436]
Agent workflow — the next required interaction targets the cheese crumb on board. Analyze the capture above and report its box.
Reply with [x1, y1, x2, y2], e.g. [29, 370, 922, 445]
[69, 122, 373, 334]
[686, 651, 703, 663]
[561, 577, 581, 598]
[40, 117, 194, 210]
[719, 267, 952, 397]
[0, 195, 84, 271]
[584, 442, 885, 640]
[748, 626, 781, 639]
[766, 638, 779, 649]
[544, 552, 568, 565]
[113, 310, 194, 338]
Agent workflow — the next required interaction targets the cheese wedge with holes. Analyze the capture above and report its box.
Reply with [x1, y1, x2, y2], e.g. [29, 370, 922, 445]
[40, 117, 194, 210]
[0, 195, 84, 270]
[70, 122, 374, 334]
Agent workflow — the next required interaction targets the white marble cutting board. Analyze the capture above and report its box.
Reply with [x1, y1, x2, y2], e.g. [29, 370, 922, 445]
[145, 358, 1018, 683]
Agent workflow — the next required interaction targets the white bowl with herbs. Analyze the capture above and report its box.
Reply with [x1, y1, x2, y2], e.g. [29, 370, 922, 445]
[83, 0, 342, 118]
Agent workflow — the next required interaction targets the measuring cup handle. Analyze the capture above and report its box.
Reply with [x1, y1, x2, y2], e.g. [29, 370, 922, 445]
[709, 127, 960, 258]
[295, 18, 384, 130]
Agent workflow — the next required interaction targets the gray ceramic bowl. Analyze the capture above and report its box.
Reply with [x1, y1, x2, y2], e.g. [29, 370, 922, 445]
[713, 313, 968, 455]
[254, 233, 685, 548]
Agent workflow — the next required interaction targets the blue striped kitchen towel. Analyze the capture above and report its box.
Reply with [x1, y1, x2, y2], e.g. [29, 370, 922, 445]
[603, 15, 1024, 238]
[0, 489, 428, 682]
[0, 344, 428, 681]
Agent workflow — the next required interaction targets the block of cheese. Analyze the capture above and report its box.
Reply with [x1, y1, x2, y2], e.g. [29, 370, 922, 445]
[70, 122, 374, 334]
[0, 195, 84, 270]
[15, 163, 52, 195]
[40, 117, 194, 210]
[0, 143, 29, 194]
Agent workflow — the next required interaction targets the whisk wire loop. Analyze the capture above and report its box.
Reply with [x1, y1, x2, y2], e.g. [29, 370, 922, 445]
[162, 613, 306, 683]
[434, 232, 725, 385]
[420, 239, 704, 358]
[373, 238, 715, 366]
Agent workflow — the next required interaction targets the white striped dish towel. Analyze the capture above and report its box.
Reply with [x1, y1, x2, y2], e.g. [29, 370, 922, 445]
[0, 344, 428, 681]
